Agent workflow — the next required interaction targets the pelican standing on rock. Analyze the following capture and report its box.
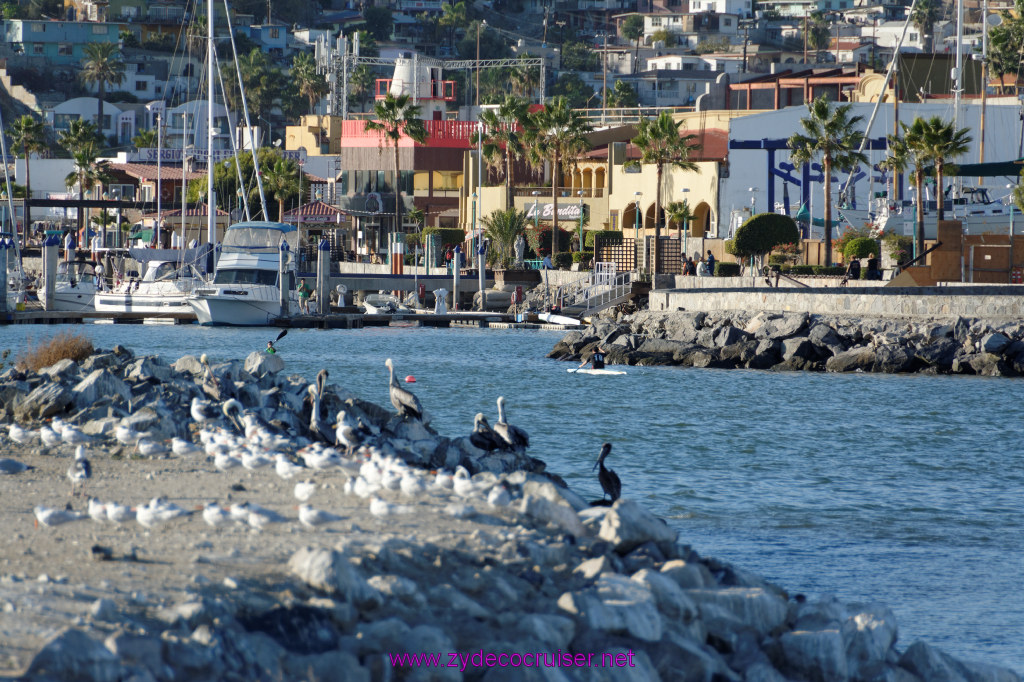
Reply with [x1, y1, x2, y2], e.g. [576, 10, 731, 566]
[494, 396, 529, 451]
[385, 358, 426, 421]
[591, 442, 621, 506]
[307, 370, 332, 443]
[469, 413, 504, 452]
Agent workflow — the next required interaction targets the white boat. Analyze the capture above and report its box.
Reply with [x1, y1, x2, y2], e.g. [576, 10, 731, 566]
[39, 260, 98, 312]
[568, 367, 627, 375]
[187, 221, 299, 326]
[836, 189, 1014, 239]
[538, 311, 582, 326]
[361, 293, 412, 315]
[94, 259, 203, 316]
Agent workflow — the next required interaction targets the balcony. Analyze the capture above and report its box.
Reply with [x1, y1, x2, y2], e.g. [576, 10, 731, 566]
[339, 119, 480, 149]
[374, 78, 456, 102]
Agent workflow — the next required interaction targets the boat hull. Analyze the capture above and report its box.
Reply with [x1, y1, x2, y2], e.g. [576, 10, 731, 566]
[95, 292, 195, 316]
[189, 286, 296, 326]
[41, 289, 96, 313]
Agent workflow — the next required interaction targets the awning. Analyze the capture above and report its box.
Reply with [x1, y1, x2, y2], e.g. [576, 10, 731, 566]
[947, 160, 1023, 177]
[132, 229, 154, 241]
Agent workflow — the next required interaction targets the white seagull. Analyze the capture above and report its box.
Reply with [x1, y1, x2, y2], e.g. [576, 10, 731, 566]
[190, 396, 218, 424]
[201, 502, 232, 528]
[297, 503, 345, 529]
[87, 497, 108, 522]
[61, 424, 91, 446]
[486, 481, 513, 508]
[136, 497, 190, 529]
[171, 437, 202, 456]
[34, 504, 85, 528]
[452, 466, 476, 498]
[8, 423, 37, 444]
[39, 425, 60, 449]
[105, 501, 135, 524]
[115, 423, 142, 446]
[294, 480, 317, 502]
[67, 445, 92, 497]
[136, 438, 170, 458]
[369, 495, 413, 517]
[274, 454, 305, 480]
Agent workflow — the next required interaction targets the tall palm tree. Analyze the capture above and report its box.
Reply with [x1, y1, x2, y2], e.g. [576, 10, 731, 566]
[58, 119, 100, 155]
[64, 142, 112, 240]
[508, 57, 540, 99]
[665, 199, 694, 242]
[438, 1, 466, 51]
[910, 0, 942, 53]
[7, 115, 46, 235]
[880, 132, 925, 260]
[525, 96, 592, 263]
[292, 51, 328, 116]
[365, 93, 428, 241]
[621, 15, 644, 75]
[80, 42, 126, 139]
[260, 156, 300, 221]
[788, 95, 868, 266]
[910, 116, 972, 222]
[131, 128, 157, 150]
[626, 111, 701, 274]
[474, 95, 529, 208]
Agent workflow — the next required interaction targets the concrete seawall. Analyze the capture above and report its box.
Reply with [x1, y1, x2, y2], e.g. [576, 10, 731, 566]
[651, 285, 1024, 320]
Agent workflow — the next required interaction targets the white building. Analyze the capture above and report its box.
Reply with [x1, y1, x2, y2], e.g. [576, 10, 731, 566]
[45, 98, 138, 144]
[688, 0, 753, 19]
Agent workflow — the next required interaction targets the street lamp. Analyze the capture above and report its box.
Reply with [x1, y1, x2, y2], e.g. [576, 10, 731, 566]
[577, 189, 584, 254]
[680, 187, 690, 259]
[634, 191, 642, 272]
[532, 189, 540, 238]
[747, 187, 759, 214]
[297, 147, 306, 266]
[1007, 183, 1016, 239]
[475, 20, 487, 108]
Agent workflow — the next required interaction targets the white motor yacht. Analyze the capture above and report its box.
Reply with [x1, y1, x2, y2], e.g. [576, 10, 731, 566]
[39, 260, 98, 313]
[188, 221, 299, 326]
[94, 259, 203, 316]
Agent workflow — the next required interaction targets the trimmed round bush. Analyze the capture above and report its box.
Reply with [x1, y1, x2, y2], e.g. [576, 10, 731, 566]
[553, 252, 573, 269]
[768, 254, 788, 265]
[715, 262, 741, 277]
[729, 213, 800, 258]
[844, 237, 877, 260]
[571, 250, 594, 263]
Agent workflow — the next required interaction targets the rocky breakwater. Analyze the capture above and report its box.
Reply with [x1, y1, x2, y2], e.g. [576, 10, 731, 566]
[550, 309, 1024, 377]
[0, 346, 1020, 681]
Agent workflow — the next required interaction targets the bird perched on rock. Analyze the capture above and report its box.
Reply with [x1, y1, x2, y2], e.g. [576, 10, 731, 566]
[469, 413, 505, 452]
[335, 409, 374, 455]
[67, 445, 91, 497]
[494, 396, 529, 452]
[199, 354, 232, 401]
[222, 398, 244, 433]
[8, 423, 37, 444]
[34, 504, 85, 528]
[385, 358, 427, 421]
[0, 458, 33, 475]
[297, 503, 345, 529]
[307, 377, 332, 444]
[190, 396, 218, 424]
[591, 442, 621, 506]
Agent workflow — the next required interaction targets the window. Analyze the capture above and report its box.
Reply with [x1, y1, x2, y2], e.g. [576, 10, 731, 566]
[92, 25, 107, 34]
[32, 43, 43, 55]
[338, 170, 349, 195]
[136, 81, 146, 90]
[53, 113, 80, 129]
[909, 32, 918, 41]
[58, 44, 72, 56]
[269, 28, 280, 39]
[723, 18, 731, 27]
[651, 17, 662, 26]
[32, 23, 45, 32]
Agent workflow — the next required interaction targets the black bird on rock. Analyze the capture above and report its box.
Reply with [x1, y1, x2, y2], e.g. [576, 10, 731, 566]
[469, 413, 505, 452]
[590, 442, 621, 507]
[385, 358, 427, 421]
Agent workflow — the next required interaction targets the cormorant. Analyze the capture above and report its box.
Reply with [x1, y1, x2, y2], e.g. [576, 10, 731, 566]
[591, 442, 621, 506]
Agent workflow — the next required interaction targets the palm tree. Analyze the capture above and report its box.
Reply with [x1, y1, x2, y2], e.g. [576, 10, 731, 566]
[260, 156, 300, 221]
[475, 95, 529, 209]
[788, 95, 868, 266]
[131, 128, 157, 150]
[626, 111, 701, 274]
[481, 207, 529, 268]
[438, 1, 466, 51]
[80, 42, 125, 139]
[665, 199, 694, 242]
[58, 119, 100, 156]
[7, 115, 46, 234]
[909, 116, 972, 223]
[64, 142, 112, 240]
[621, 15, 644, 74]
[880, 132, 924, 259]
[508, 57, 540, 99]
[292, 52, 328, 116]
[525, 96, 592, 263]
[365, 93, 428, 242]
[910, 0, 942, 53]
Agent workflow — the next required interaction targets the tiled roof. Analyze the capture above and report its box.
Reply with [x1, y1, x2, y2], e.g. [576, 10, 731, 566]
[140, 202, 229, 218]
[282, 199, 344, 223]
[110, 162, 206, 181]
[583, 128, 728, 163]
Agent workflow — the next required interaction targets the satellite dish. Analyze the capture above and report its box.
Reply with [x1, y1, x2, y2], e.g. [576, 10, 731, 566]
[988, 13, 1003, 27]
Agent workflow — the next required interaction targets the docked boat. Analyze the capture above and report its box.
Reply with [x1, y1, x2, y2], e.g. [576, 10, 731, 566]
[39, 260, 99, 313]
[837, 189, 1014, 238]
[187, 221, 298, 326]
[94, 259, 204, 316]
[361, 292, 412, 315]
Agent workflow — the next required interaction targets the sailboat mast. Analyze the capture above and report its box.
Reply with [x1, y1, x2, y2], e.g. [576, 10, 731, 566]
[953, 0, 964, 199]
[207, 0, 215, 244]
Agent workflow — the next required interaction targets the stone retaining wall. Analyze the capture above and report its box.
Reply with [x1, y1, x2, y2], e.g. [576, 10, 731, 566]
[653, 285, 1024, 320]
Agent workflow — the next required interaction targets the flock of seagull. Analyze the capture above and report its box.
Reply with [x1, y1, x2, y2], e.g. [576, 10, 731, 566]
[3, 357, 605, 535]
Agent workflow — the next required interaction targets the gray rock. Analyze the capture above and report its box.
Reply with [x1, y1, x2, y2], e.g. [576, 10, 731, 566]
[778, 628, 849, 682]
[808, 322, 845, 356]
[125, 356, 172, 383]
[283, 651, 368, 682]
[557, 574, 663, 641]
[781, 337, 816, 364]
[759, 312, 809, 340]
[514, 614, 576, 650]
[715, 325, 750, 347]
[26, 628, 121, 682]
[520, 494, 586, 536]
[288, 547, 383, 609]
[747, 339, 782, 369]
[366, 574, 426, 609]
[638, 338, 699, 355]
[968, 353, 1013, 377]
[686, 587, 788, 639]
[574, 556, 617, 581]
[245, 350, 285, 376]
[873, 345, 915, 374]
[842, 603, 899, 674]
[660, 559, 715, 589]
[826, 347, 876, 372]
[898, 641, 970, 682]
[172, 355, 205, 376]
[40, 357, 79, 381]
[353, 617, 411, 656]
[630, 568, 699, 622]
[978, 332, 1011, 355]
[14, 381, 73, 421]
[72, 369, 133, 407]
[597, 499, 677, 554]
[428, 584, 490, 619]
[89, 598, 117, 621]
[915, 337, 960, 368]
[104, 631, 165, 674]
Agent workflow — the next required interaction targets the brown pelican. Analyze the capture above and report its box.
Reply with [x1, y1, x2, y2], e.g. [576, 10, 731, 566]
[199, 354, 231, 401]
[222, 398, 244, 433]
[469, 413, 505, 452]
[494, 396, 529, 451]
[307, 369, 332, 443]
[591, 442, 621, 506]
[385, 358, 425, 419]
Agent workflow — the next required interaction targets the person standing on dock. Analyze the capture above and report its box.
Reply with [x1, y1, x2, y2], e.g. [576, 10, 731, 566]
[297, 278, 313, 314]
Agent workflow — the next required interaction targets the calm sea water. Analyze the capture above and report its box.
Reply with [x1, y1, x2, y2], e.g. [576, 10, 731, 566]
[2, 323, 1023, 673]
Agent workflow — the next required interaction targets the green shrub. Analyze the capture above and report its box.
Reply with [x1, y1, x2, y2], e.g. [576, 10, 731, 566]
[715, 262, 740, 277]
[881, 232, 912, 263]
[843, 236, 877, 260]
[780, 265, 793, 274]
[790, 264, 816, 275]
[553, 252, 573, 269]
[768, 253, 788, 265]
[586, 230, 621, 247]
[404, 254, 415, 265]
[729, 213, 800, 258]
[526, 226, 571, 258]
[571, 250, 594, 263]
[813, 265, 846, 276]
[833, 225, 873, 256]
[421, 227, 465, 248]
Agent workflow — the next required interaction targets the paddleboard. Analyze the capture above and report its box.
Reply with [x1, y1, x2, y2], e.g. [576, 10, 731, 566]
[539, 312, 582, 326]
[568, 368, 627, 376]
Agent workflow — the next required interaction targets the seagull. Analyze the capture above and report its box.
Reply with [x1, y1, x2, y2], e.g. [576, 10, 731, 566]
[294, 480, 317, 502]
[433, 470, 454, 490]
[190, 396, 218, 424]
[171, 437, 202, 457]
[241, 449, 273, 471]
[399, 471, 428, 497]
[369, 495, 412, 517]
[452, 466, 477, 498]
[213, 450, 242, 473]
[34, 504, 85, 528]
[486, 481, 513, 508]
[136, 497, 190, 529]
[274, 454, 305, 479]
[136, 438, 170, 458]
[39, 424, 60, 449]
[8, 423, 37, 444]
[469, 413, 505, 452]
[61, 424, 91, 446]
[335, 409, 368, 455]
[67, 445, 91, 497]
[105, 501, 135, 524]
[494, 396, 529, 452]
[231, 502, 288, 530]
[87, 497, 108, 522]
[115, 423, 142, 446]
[0, 458, 33, 475]
[297, 503, 345, 529]
[591, 442, 622, 506]
[384, 358, 427, 421]
[201, 502, 232, 528]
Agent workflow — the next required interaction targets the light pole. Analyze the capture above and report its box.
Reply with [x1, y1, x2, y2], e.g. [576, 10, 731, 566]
[182, 144, 194, 246]
[634, 191, 642, 272]
[532, 190, 540, 244]
[1008, 183, 1016, 237]
[577, 189, 584, 255]
[748, 187, 759, 214]
[475, 20, 487, 108]
[297, 147, 306, 268]
[680, 187, 690, 259]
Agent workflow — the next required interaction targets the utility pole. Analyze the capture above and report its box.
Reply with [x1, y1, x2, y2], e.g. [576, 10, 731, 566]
[542, 7, 549, 46]
[980, 0, 988, 177]
[602, 32, 608, 124]
[803, 8, 808, 65]
[742, 24, 749, 73]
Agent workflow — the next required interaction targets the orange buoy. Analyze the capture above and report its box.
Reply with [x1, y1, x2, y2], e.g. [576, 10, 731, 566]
[405, 375, 416, 383]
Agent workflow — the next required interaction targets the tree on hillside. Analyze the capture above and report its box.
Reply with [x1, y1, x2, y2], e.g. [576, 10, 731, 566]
[987, 0, 1024, 92]
[439, 1, 467, 52]
[608, 80, 638, 108]
[524, 96, 592, 263]
[364, 6, 394, 42]
[260, 155, 299, 221]
[626, 111, 701, 274]
[621, 14, 644, 74]
[80, 42, 125, 138]
[788, 95, 867, 266]
[910, 0, 943, 53]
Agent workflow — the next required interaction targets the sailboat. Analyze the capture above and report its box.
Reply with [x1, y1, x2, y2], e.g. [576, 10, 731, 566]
[185, 0, 298, 326]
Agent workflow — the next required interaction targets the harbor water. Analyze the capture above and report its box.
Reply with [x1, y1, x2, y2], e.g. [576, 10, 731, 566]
[2, 323, 1022, 673]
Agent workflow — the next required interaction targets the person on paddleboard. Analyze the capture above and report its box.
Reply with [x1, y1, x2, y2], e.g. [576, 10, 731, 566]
[578, 344, 606, 370]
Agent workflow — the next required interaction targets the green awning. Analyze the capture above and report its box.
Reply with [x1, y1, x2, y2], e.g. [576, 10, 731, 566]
[132, 229, 154, 241]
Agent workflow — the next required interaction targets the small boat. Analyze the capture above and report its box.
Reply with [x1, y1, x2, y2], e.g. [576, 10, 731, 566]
[94, 259, 203, 316]
[567, 367, 627, 376]
[361, 293, 412, 315]
[39, 260, 99, 312]
[538, 312, 581, 326]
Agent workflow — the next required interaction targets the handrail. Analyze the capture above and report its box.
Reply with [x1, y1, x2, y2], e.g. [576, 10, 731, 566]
[897, 240, 943, 271]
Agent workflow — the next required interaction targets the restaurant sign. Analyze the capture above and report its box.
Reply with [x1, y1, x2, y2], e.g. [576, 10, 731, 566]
[525, 203, 586, 221]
